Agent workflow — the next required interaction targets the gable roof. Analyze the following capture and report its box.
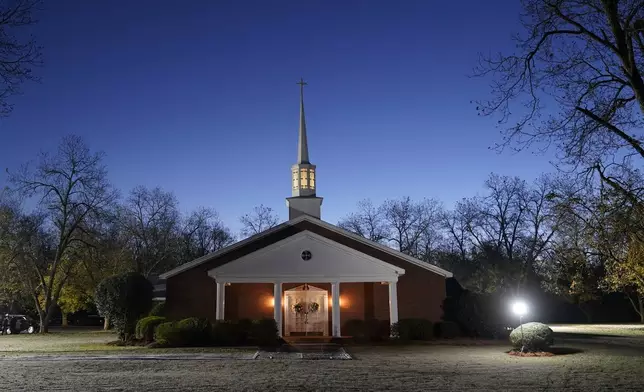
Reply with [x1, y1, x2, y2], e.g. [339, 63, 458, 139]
[159, 215, 453, 279]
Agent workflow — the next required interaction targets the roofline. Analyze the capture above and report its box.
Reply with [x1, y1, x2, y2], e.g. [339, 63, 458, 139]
[160, 214, 453, 279]
[159, 215, 311, 279]
[302, 216, 453, 278]
[208, 230, 406, 279]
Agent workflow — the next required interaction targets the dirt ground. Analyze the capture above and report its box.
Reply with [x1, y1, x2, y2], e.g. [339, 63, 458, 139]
[0, 340, 642, 391]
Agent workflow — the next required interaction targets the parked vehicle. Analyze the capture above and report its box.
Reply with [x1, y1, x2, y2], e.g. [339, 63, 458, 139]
[1, 314, 36, 334]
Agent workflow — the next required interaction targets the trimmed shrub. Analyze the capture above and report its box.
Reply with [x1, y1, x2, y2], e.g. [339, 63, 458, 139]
[344, 319, 391, 342]
[250, 318, 279, 347]
[434, 321, 461, 338]
[509, 322, 554, 352]
[343, 319, 366, 341]
[393, 318, 433, 341]
[148, 301, 165, 317]
[154, 322, 182, 346]
[154, 318, 212, 347]
[176, 317, 212, 346]
[135, 316, 166, 342]
[95, 272, 153, 341]
[365, 318, 391, 341]
[212, 320, 247, 346]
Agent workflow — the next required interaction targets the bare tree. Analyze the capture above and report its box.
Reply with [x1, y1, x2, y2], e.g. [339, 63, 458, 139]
[521, 174, 557, 281]
[380, 197, 435, 257]
[476, 0, 644, 207]
[118, 186, 180, 277]
[5, 135, 116, 332]
[0, 0, 42, 116]
[338, 199, 388, 243]
[180, 207, 235, 261]
[239, 204, 279, 238]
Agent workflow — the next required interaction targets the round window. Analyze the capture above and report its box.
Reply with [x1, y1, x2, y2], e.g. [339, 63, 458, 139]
[301, 250, 312, 261]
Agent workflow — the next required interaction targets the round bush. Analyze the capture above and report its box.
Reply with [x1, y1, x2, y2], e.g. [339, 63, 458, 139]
[509, 322, 554, 352]
[154, 321, 181, 346]
[135, 316, 166, 342]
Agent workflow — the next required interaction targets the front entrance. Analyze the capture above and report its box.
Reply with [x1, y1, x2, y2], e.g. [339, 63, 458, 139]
[284, 284, 329, 337]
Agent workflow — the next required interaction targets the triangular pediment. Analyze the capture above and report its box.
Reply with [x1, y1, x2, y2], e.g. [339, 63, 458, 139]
[208, 230, 404, 283]
[286, 284, 326, 292]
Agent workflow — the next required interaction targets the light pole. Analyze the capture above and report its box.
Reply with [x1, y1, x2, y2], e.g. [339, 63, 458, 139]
[511, 300, 528, 352]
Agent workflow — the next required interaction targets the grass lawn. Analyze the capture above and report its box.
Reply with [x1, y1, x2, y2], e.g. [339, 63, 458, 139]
[550, 323, 644, 338]
[0, 328, 254, 356]
[0, 341, 642, 391]
[0, 325, 643, 390]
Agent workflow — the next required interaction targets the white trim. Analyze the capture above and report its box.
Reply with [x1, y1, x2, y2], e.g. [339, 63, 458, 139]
[160, 214, 453, 279]
[206, 275, 400, 284]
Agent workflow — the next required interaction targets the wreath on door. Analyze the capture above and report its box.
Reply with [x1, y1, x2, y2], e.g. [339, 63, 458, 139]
[293, 301, 320, 314]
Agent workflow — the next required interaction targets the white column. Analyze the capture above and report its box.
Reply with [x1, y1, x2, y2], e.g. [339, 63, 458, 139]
[331, 282, 341, 337]
[215, 281, 226, 320]
[388, 281, 399, 335]
[273, 282, 283, 337]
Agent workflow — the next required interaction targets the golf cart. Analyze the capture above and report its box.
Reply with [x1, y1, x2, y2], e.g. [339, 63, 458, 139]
[1, 314, 37, 334]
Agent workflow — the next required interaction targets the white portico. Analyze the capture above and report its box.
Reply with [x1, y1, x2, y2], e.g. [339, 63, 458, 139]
[208, 230, 404, 337]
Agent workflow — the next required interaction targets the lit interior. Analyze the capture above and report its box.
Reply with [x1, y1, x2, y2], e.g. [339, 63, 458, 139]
[293, 167, 316, 191]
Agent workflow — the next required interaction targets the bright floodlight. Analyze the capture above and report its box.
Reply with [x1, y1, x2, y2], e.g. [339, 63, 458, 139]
[512, 300, 528, 316]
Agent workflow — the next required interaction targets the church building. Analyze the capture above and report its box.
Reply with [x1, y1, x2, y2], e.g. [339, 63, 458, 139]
[160, 80, 453, 337]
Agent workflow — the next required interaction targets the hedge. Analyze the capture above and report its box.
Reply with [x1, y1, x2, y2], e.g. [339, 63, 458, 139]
[135, 316, 166, 342]
[148, 302, 166, 317]
[153, 317, 279, 347]
[434, 321, 461, 338]
[392, 318, 433, 341]
[343, 319, 391, 342]
[154, 322, 182, 346]
[251, 318, 279, 347]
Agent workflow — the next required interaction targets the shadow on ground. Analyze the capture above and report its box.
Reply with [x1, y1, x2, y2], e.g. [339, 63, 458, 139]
[548, 346, 584, 355]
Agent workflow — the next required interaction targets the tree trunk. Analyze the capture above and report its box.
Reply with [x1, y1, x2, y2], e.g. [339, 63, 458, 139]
[62, 313, 68, 328]
[625, 293, 644, 323]
[38, 311, 48, 333]
[103, 316, 110, 331]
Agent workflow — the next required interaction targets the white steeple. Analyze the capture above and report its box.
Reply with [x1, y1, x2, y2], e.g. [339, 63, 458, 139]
[286, 78, 323, 219]
[297, 78, 309, 164]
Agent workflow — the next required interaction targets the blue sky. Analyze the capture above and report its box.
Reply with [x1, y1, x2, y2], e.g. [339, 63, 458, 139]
[0, 0, 555, 233]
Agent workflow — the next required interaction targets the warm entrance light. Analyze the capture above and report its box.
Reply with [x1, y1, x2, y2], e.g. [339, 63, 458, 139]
[328, 296, 348, 308]
[267, 297, 274, 307]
